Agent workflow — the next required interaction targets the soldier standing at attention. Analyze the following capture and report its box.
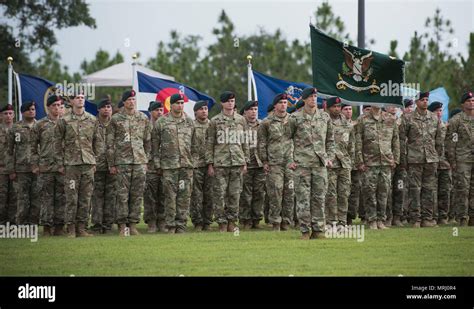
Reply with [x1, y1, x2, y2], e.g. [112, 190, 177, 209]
[107, 90, 151, 236]
[190, 100, 213, 231]
[6, 101, 40, 226]
[0, 104, 17, 225]
[206, 91, 249, 232]
[289, 87, 335, 240]
[355, 104, 399, 230]
[56, 92, 97, 237]
[32, 95, 66, 236]
[144, 101, 165, 233]
[399, 92, 444, 228]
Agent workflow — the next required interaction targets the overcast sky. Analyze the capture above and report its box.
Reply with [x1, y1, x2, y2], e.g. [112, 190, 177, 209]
[49, 0, 473, 74]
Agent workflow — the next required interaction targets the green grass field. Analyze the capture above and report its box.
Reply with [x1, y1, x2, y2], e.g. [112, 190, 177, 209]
[1, 222, 473, 276]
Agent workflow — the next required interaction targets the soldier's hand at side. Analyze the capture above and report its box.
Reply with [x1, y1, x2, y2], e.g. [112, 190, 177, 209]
[9, 173, 16, 180]
[288, 162, 297, 170]
[389, 160, 396, 170]
[451, 163, 456, 171]
[357, 164, 367, 172]
[32, 166, 39, 175]
[157, 168, 162, 176]
[207, 164, 215, 177]
[109, 166, 118, 175]
[241, 164, 248, 175]
[58, 166, 65, 175]
[326, 160, 333, 168]
[263, 163, 270, 174]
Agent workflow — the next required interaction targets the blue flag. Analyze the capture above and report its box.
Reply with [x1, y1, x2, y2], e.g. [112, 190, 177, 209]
[136, 71, 215, 118]
[18, 74, 97, 119]
[428, 87, 450, 122]
[252, 70, 323, 119]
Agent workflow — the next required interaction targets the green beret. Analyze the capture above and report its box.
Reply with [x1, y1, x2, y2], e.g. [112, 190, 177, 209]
[272, 93, 288, 105]
[341, 103, 351, 108]
[220, 91, 235, 103]
[461, 91, 473, 103]
[121, 89, 136, 102]
[148, 101, 163, 112]
[242, 100, 258, 113]
[97, 98, 112, 110]
[295, 99, 305, 109]
[267, 104, 274, 113]
[427, 101, 443, 112]
[449, 108, 462, 119]
[301, 87, 317, 99]
[326, 96, 342, 108]
[362, 105, 372, 110]
[193, 100, 208, 112]
[287, 106, 296, 114]
[118, 100, 124, 108]
[21, 101, 35, 113]
[403, 99, 414, 107]
[417, 91, 429, 100]
[170, 93, 184, 104]
[47, 94, 62, 106]
[0, 104, 13, 113]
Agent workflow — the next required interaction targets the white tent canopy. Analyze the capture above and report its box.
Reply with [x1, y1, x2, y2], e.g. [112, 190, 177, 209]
[81, 62, 174, 87]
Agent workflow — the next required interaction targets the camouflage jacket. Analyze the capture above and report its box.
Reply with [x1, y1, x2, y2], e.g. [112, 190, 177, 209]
[0, 124, 12, 174]
[32, 116, 62, 172]
[55, 111, 97, 166]
[94, 118, 111, 172]
[330, 114, 355, 169]
[147, 117, 159, 173]
[446, 112, 474, 164]
[153, 113, 194, 170]
[191, 118, 210, 168]
[6, 120, 37, 173]
[107, 110, 151, 167]
[205, 112, 250, 167]
[399, 109, 443, 165]
[355, 111, 400, 167]
[245, 119, 262, 169]
[288, 109, 335, 168]
[257, 113, 293, 166]
[438, 121, 450, 169]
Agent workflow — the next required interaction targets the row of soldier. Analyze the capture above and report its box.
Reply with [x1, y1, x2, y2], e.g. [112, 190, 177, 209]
[0, 87, 472, 240]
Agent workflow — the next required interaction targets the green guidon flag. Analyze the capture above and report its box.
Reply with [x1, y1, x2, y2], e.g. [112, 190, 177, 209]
[310, 25, 405, 107]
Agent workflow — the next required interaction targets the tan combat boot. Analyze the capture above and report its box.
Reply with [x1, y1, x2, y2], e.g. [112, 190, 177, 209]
[43, 226, 52, 237]
[77, 223, 93, 237]
[129, 223, 140, 235]
[310, 231, 326, 239]
[377, 221, 389, 230]
[369, 221, 378, 230]
[280, 221, 289, 231]
[194, 224, 203, 232]
[227, 221, 235, 232]
[251, 220, 261, 229]
[118, 223, 127, 236]
[438, 218, 448, 225]
[301, 232, 310, 240]
[147, 222, 157, 233]
[272, 223, 280, 231]
[421, 220, 437, 228]
[459, 218, 468, 226]
[218, 223, 227, 232]
[392, 216, 403, 227]
[53, 225, 65, 236]
[413, 221, 421, 228]
[67, 224, 76, 238]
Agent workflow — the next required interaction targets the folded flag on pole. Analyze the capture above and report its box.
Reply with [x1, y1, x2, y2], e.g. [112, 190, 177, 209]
[17, 73, 97, 119]
[252, 70, 323, 119]
[310, 25, 405, 106]
[136, 71, 215, 119]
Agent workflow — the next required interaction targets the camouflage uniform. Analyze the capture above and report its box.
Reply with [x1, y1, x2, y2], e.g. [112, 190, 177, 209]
[355, 111, 400, 225]
[445, 112, 474, 222]
[32, 116, 65, 228]
[6, 120, 40, 225]
[190, 118, 213, 227]
[289, 109, 335, 234]
[239, 119, 265, 226]
[90, 118, 116, 232]
[0, 123, 17, 224]
[399, 109, 444, 223]
[206, 112, 249, 225]
[107, 110, 151, 225]
[258, 113, 294, 226]
[325, 114, 354, 225]
[56, 112, 97, 226]
[152, 113, 194, 231]
[347, 117, 365, 222]
[435, 121, 452, 222]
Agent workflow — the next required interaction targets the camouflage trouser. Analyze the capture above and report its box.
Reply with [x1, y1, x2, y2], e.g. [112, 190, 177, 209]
[391, 167, 408, 219]
[213, 166, 243, 224]
[115, 164, 146, 224]
[436, 169, 452, 220]
[326, 167, 351, 224]
[143, 172, 164, 226]
[91, 171, 116, 231]
[65, 165, 95, 225]
[266, 165, 294, 225]
[452, 162, 474, 220]
[38, 172, 65, 227]
[0, 174, 17, 224]
[14, 172, 40, 225]
[239, 167, 265, 223]
[264, 188, 269, 224]
[190, 167, 213, 226]
[347, 169, 364, 220]
[295, 166, 327, 233]
[407, 163, 437, 222]
[162, 168, 193, 230]
[362, 166, 391, 223]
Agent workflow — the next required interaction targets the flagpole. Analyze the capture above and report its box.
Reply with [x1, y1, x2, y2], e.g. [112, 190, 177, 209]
[7, 56, 13, 105]
[131, 53, 138, 90]
[247, 55, 253, 101]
